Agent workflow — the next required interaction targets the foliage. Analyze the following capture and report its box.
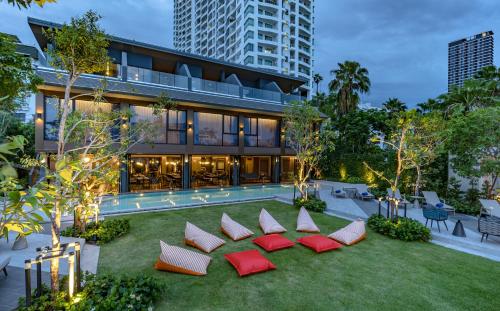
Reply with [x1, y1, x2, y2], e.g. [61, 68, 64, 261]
[0, 136, 44, 241]
[4, 0, 55, 9]
[294, 195, 326, 213]
[444, 177, 481, 215]
[368, 214, 430, 242]
[382, 97, 407, 115]
[18, 272, 163, 311]
[61, 218, 130, 245]
[443, 106, 500, 198]
[328, 60, 370, 116]
[0, 33, 42, 111]
[284, 100, 335, 197]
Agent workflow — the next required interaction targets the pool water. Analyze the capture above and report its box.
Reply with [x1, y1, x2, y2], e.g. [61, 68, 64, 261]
[99, 184, 294, 214]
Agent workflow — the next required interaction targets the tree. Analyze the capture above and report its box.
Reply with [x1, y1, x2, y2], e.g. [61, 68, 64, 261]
[405, 112, 444, 195]
[417, 98, 444, 114]
[284, 101, 335, 198]
[439, 79, 498, 116]
[0, 33, 42, 112]
[3, 0, 55, 8]
[363, 110, 418, 220]
[41, 10, 110, 292]
[444, 106, 500, 198]
[313, 73, 323, 97]
[328, 61, 370, 116]
[382, 98, 407, 115]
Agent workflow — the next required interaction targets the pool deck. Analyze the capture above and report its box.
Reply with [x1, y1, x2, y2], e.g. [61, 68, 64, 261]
[276, 180, 500, 262]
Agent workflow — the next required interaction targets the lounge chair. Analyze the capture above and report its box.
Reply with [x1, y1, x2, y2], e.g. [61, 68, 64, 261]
[0, 255, 10, 277]
[331, 182, 347, 198]
[422, 191, 455, 214]
[354, 184, 375, 200]
[386, 188, 410, 204]
[479, 199, 500, 218]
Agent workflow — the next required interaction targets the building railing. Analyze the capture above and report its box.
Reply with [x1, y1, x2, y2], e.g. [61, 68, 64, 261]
[37, 65, 305, 106]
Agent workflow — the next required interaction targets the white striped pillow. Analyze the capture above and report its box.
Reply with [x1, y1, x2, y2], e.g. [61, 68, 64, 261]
[185, 222, 226, 253]
[296, 207, 320, 232]
[328, 219, 366, 245]
[259, 208, 287, 234]
[221, 213, 254, 241]
[156, 240, 211, 276]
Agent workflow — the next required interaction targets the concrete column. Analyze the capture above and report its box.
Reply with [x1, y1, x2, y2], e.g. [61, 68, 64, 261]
[120, 155, 129, 193]
[183, 155, 190, 189]
[121, 51, 127, 82]
[232, 156, 240, 186]
[272, 156, 280, 184]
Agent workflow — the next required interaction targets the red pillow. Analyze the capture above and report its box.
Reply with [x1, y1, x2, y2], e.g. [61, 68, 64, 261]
[224, 249, 276, 277]
[297, 235, 343, 253]
[252, 234, 295, 252]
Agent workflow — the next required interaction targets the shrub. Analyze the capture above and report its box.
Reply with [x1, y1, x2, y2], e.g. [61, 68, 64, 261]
[294, 195, 326, 213]
[61, 218, 130, 245]
[18, 273, 163, 311]
[368, 214, 430, 242]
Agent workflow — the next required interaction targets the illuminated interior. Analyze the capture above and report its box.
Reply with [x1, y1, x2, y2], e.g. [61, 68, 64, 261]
[191, 155, 234, 188]
[129, 155, 183, 191]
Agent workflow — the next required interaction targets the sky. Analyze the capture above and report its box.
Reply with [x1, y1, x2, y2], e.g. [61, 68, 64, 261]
[1, 0, 499, 107]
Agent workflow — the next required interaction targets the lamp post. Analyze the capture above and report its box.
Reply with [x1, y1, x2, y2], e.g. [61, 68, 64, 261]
[377, 197, 382, 216]
[386, 198, 390, 219]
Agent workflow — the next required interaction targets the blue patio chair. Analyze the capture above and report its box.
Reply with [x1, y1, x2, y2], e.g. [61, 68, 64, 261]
[423, 207, 449, 232]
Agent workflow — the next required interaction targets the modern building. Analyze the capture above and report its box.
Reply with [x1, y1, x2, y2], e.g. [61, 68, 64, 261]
[173, 0, 314, 97]
[29, 17, 308, 193]
[448, 31, 494, 89]
[2, 33, 40, 122]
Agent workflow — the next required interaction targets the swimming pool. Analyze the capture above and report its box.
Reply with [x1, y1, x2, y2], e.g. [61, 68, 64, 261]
[99, 184, 294, 214]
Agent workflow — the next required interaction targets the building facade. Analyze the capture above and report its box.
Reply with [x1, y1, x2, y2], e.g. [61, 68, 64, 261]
[173, 0, 314, 97]
[29, 17, 306, 193]
[448, 31, 494, 90]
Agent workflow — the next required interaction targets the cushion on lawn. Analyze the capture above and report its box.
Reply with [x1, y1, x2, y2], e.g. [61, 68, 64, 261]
[297, 235, 342, 253]
[296, 207, 320, 232]
[224, 249, 276, 276]
[185, 222, 226, 253]
[221, 213, 254, 241]
[154, 240, 211, 276]
[252, 234, 295, 252]
[328, 219, 366, 245]
[259, 208, 287, 234]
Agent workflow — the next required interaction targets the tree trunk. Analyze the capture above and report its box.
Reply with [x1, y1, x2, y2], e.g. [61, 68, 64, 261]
[50, 200, 61, 293]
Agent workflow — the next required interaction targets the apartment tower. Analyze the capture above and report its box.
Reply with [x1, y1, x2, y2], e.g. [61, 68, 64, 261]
[173, 0, 314, 97]
[448, 31, 494, 90]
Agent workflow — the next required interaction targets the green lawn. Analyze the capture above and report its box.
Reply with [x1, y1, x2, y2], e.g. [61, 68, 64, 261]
[98, 200, 500, 311]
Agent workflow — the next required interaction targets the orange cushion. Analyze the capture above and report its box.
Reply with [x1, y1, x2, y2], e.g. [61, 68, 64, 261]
[154, 258, 205, 276]
[297, 235, 343, 253]
[252, 234, 295, 252]
[224, 249, 276, 277]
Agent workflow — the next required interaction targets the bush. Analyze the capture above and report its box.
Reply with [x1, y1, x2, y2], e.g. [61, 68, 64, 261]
[368, 214, 430, 242]
[18, 273, 163, 311]
[294, 195, 326, 213]
[61, 218, 130, 245]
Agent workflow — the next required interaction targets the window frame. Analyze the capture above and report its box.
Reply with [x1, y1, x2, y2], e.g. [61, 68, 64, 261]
[166, 109, 187, 145]
[243, 116, 280, 148]
[194, 111, 239, 146]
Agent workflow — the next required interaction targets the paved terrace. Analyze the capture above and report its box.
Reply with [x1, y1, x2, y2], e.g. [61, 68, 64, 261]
[277, 180, 500, 262]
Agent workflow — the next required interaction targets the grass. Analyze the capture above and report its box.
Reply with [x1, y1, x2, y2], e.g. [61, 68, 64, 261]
[98, 200, 500, 311]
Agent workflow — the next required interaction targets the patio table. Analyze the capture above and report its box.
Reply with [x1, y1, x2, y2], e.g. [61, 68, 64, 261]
[409, 195, 424, 209]
[343, 187, 357, 199]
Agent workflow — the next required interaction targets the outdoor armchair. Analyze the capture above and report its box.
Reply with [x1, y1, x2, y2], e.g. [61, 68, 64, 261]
[331, 182, 347, 198]
[422, 207, 449, 232]
[479, 199, 500, 218]
[478, 213, 500, 243]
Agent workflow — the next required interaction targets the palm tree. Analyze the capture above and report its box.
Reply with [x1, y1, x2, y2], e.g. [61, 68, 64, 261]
[417, 98, 443, 114]
[313, 73, 323, 96]
[383, 98, 407, 114]
[329, 61, 370, 116]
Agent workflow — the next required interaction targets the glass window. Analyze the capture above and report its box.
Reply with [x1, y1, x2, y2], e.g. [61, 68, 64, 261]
[167, 110, 186, 144]
[130, 106, 167, 144]
[44, 97, 61, 141]
[194, 112, 223, 146]
[223, 115, 238, 146]
[244, 117, 279, 147]
[75, 100, 112, 115]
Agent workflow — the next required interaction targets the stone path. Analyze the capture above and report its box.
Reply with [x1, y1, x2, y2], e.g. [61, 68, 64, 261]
[0, 267, 51, 311]
[278, 180, 500, 262]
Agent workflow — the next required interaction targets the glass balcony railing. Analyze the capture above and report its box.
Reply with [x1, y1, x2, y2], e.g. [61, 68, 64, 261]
[127, 66, 189, 89]
[191, 78, 240, 97]
[243, 87, 282, 102]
